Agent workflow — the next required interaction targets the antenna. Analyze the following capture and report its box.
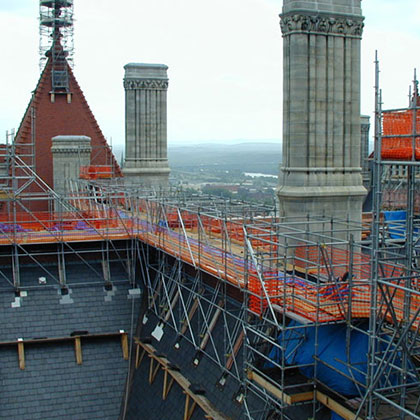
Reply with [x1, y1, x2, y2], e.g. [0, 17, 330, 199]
[39, 0, 74, 92]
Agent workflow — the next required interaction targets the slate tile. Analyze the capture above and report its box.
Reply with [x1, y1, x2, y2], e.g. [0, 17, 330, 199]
[0, 261, 138, 420]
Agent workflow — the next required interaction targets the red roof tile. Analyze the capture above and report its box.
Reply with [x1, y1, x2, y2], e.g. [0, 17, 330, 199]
[15, 58, 122, 191]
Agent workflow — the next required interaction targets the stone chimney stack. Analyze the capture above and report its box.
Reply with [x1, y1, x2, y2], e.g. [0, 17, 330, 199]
[123, 63, 170, 187]
[51, 135, 91, 196]
[277, 0, 367, 230]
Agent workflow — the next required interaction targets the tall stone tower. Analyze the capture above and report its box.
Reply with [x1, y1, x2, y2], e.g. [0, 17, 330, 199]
[123, 63, 170, 187]
[277, 0, 367, 226]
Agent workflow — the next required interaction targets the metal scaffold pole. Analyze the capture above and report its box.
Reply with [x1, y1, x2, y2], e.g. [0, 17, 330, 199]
[1, 123, 420, 417]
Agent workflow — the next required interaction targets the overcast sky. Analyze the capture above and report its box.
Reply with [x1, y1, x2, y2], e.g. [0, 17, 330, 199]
[0, 0, 419, 149]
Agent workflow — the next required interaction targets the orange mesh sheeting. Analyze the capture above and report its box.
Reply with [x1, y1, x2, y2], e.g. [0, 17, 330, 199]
[294, 245, 403, 281]
[80, 165, 113, 179]
[381, 283, 420, 330]
[382, 110, 420, 160]
[248, 270, 359, 322]
[0, 210, 121, 234]
[1, 208, 418, 328]
[0, 211, 84, 232]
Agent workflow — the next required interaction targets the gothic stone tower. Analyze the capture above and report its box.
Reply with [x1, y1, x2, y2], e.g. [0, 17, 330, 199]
[123, 63, 170, 187]
[277, 0, 367, 226]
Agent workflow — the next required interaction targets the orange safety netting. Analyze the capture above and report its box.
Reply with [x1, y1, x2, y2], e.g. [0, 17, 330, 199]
[382, 283, 420, 327]
[79, 165, 113, 179]
[382, 110, 420, 160]
[0, 210, 120, 234]
[248, 269, 371, 322]
[0, 211, 83, 232]
[1, 208, 418, 328]
[166, 212, 275, 249]
[247, 244, 418, 326]
[294, 245, 404, 281]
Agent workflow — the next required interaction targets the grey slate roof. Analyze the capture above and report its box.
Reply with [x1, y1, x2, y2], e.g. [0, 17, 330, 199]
[0, 259, 141, 420]
[0, 340, 127, 420]
[125, 293, 264, 420]
[1, 282, 138, 341]
[124, 274, 320, 420]
[0, 249, 327, 419]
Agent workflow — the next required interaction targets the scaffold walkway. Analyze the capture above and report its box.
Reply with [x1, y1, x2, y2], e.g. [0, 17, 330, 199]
[0, 188, 417, 331]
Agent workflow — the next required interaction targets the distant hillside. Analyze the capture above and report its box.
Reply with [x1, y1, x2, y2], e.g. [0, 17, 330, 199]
[168, 142, 282, 174]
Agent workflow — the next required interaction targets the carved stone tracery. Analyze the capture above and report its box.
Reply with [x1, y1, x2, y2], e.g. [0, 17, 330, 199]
[280, 13, 364, 37]
[123, 79, 169, 90]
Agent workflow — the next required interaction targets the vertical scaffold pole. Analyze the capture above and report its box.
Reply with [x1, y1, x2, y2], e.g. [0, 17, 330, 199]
[366, 51, 382, 420]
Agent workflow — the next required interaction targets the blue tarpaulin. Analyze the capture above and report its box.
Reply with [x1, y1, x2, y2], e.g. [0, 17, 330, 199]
[383, 210, 407, 240]
[268, 321, 406, 398]
[268, 321, 369, 396]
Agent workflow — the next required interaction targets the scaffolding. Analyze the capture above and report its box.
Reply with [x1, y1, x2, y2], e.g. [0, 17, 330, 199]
[241, 60, 420, 420]
[380, 69, 420, 213]
[362, 59, 420, 420]
[0, 73, 419, 417]
[39, 0, 74, 90]
[243, 219, 369, 419]
[0, 169, 416, 418]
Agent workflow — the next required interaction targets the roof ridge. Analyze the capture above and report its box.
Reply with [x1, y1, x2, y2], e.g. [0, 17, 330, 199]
[14, 57, 122, 180]
[15, 59, 52, 143]
[67, 65, 122, 175]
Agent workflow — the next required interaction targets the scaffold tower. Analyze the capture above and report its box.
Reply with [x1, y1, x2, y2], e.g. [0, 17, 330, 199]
[39, 0, 74, 91]
[362, 57, 420, 420]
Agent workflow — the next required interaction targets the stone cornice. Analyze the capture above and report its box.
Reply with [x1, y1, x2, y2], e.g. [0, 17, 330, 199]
[280, 12, 364, 37]
[123, 79, 169, 90]
[51, 147, 91, 153]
